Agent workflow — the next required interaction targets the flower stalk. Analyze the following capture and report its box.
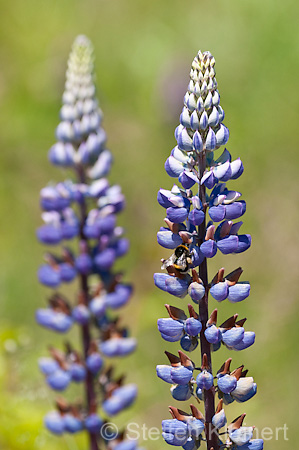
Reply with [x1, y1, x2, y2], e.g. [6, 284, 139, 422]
[36, 36, 141, 450]
[155, 51, 263, 450]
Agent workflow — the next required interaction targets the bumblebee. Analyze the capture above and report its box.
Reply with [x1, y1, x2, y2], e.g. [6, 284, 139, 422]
[161, 244, 192, 274]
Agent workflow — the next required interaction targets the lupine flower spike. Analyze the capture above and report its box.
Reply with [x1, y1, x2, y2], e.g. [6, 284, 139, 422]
[154, 51, 263, 449]
[36, 35, 142, 450]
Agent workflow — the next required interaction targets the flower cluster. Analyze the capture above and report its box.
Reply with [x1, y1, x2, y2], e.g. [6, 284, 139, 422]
[36, 36, 140, 450]
[154, 51, 263, 449]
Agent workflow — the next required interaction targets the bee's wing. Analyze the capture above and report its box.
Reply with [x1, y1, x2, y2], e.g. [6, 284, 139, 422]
[161, 254, 175, 270]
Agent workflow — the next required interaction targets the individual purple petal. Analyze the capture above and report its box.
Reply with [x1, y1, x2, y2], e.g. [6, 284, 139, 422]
[37, 225, 62, 245]
[165, 156, 185, 178]
[89, 179, 110, 198]
[157, 229, 183, 249]
[180, 335, 198, 352]
[166, 206, 189, 223]
[229, 427, 254, 446]
[171, 384, 192, 401]
[157, 189, 174, 208]
[87, 150, 113, 179]
[187, 418, 205, 438]
[213, 161, 231, 181]
[56, 121, 74, 142]
[72, 304, 90, 325]
[38, 357, 59, 375]
[158, 318, 184, 339]
[205, 128, 216, 151]
[234, 234, 252, 253]
[94, 248, 116, 271]
[44, 411, 65, 435]
[224, 201, 246, 220]
[89, 296, 106, 317]
[86, 352, 103, 374]
[217, 374, 237, 394]
[190, 246, 205, 268]
[180, 108, 191, 127]
[230, 158, 244, 179]
[199, 111, 208, 130]
[38, 264, 61, 288]
[171, 146, 190, 164]
[162, 429, 188, 447]
[48, 142, 74, 167]
[59, 263, 77, 283]
[177, 128, 193, 151]
[156, 365, 173, 384]
[85, 414, 104, 434]
[179, 171, 198, 189]
[114, 238, 129, 257]
[188, 281, 205, 303]
[208, 106, 220, 127]
[47, 369, 71, 391]
[228, 282, 251, 302]
[83, 223, 99, 239]
[184, 318, 202, 336]
[161, 332, 182, 343]
[63, 414, 83, 433]
[188, 209, 204, 226]
[190, 110, 200, 130]
[196, 370, 214, 390]
[75, 253, 93, 275]
[204, 325, 222, 344]
[51, 312, 73, 333]
[200, 239, 217, 258]
[232, 332, 255, 350]
[164, 275, 190, 298]
[201, 170, 217, 189]
[193, 131, 203, 151]
[36, 309, 55, 329]
[215, 124, 229, 146]
[102, 384, 137, 416]
[70, 363, 87, 382]
[210, 281, 229, 301]
[60, 222, 79, 240]
[154, 273, 169, 293]
[105, 284, 132, 309]
[100, 337, 137, 357]
[212, 409, 227, 429]
[231, 377, 257, 402]
[97, 215, 116, 235]
[186, 93, 197, 111]
[221, 327, 244, 346]
[171, 366, 193, 385]
[217, 235, 239, 254]
[209, 205, 226, 222]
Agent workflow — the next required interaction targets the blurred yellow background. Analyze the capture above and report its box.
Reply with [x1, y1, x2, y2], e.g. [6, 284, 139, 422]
[0, 0, 298, 449]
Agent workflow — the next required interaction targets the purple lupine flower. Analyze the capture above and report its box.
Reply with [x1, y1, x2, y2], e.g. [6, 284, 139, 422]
[36, 36, 139, 450]
[154, 50, 263, 450]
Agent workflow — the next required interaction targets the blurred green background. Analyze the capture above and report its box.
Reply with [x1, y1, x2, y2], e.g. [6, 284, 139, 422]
[0, 0, 298, 449]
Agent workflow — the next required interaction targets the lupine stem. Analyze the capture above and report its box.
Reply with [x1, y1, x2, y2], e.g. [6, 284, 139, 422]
[198, 151, 218, 450]
[77, 165, 99, 450]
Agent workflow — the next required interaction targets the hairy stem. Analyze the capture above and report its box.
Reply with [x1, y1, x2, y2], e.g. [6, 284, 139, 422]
[77, 166, 99, 450]
[197, 152, 218, 450]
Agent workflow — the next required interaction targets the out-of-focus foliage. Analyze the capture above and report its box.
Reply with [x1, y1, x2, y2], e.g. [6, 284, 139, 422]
[0, 0, 298, 449]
